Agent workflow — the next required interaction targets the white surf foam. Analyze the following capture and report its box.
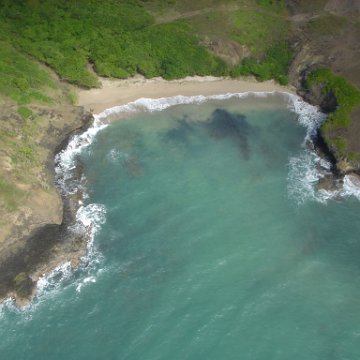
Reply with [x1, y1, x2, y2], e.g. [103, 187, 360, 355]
[75, 203, 107, 265]
[36, 262, 73, 297]
[287, 150, 337, 204]
[287, 94, 327, 141]
[55, 118, 108, 194]
[286, 95, 360, 204]
[285, 95, 333, 204]
[0, 297, 21, 317]
[0, 262, 74, 315]
[95, 91, 284, 121]
[343, 175, 360, 200]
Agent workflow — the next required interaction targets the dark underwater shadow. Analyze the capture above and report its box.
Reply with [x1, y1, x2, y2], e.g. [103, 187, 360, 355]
[204, 108, 253, 160]
[162, 116, 195, 144]
[162, 109, 254, 161]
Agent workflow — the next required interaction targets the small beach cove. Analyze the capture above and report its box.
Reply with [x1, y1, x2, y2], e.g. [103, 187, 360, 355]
[2, 88, 360, 359]
[2, 74, 360, 309]
[0, 75, 295, 307]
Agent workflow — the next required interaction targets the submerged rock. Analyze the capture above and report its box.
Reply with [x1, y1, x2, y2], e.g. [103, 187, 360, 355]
[124, 155, 143, 177]
[206, 109, 252, 159]
[163, 118, 194, 143]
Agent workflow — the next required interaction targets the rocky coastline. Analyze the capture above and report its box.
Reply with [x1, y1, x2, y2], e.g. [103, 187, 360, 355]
[0, 0, 360, 309]
[297, 68, 360, 192]
[0, 72, 358, 307]
[0, 108, 94, 307]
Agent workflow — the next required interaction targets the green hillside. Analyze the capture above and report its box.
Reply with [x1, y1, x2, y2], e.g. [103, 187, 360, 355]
[0, 0, 292, 94]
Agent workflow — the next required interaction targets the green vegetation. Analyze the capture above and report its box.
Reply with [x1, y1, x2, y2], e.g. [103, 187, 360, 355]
[0, 0, 224, 87]
[232, 9, 290, 55]
[184, 3, 292, 83]
[0, 177, 24, 211]
[306, 68, 360, 130]
[13, 145, 37, 166]
[306, 14, 347, 36]
[348, 152, 360, 161]
[0, 42, 54, 104]
[255, 0, 286, 14]
[17, 107, 33, 120]
[306, 68, 360, 157]
[231, 42, 293, 84]
[144, 0, 238, 13]
[185, 10, 234, 39]
[66, 87, 78, 105]
[10, 114, 43, 168]
[144, 0, 285, 15]
[332, 137, 347, 156]
[141, 23, 226, 78]
[0, 0, 292, 95]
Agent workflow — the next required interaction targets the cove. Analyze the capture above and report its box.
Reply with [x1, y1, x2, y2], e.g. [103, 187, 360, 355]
[1, 93, 360, 360]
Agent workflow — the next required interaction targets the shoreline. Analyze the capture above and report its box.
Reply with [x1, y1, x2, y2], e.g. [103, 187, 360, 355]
[0, 75, 308, 308]
[77, 75, 296, 114]
[4, 74, 360, 308]
[0, 109, 94, 308]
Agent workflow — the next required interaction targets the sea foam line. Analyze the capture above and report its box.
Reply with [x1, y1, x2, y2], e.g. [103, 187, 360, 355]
[95, 91, 280, 120]
[284, 94, 360, 204]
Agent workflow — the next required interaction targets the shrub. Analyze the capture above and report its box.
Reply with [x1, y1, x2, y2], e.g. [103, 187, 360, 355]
[231, 42, 293, 85]
[306, 68, 360, 131]
[17, 107, 33, 120]
[0, 1, 224, 87]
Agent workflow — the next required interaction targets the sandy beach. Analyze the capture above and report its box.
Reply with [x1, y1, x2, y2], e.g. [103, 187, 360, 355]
[77, 75, 296, 114]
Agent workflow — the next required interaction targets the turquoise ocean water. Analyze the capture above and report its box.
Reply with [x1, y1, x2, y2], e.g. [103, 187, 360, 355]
[1, 93, 360, 359]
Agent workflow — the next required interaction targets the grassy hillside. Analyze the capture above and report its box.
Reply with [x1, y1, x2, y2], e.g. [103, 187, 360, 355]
[0, 42, 55, 105]
[0, 0, 225, 87]
[0, 0, 293, 92]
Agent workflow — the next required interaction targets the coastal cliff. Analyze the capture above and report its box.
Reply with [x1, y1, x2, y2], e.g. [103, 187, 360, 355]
[0, 102, 93, 306]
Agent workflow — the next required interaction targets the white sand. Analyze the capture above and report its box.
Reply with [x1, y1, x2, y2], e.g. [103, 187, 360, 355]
[77, 75, 296, 114]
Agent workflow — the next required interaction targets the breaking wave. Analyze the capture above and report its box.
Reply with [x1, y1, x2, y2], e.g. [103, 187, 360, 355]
[95, 92, 280, 121]
[286, 94, 360, 204]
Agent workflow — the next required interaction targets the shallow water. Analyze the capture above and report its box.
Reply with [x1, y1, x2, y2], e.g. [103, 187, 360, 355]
[1, 94, 360, 360]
